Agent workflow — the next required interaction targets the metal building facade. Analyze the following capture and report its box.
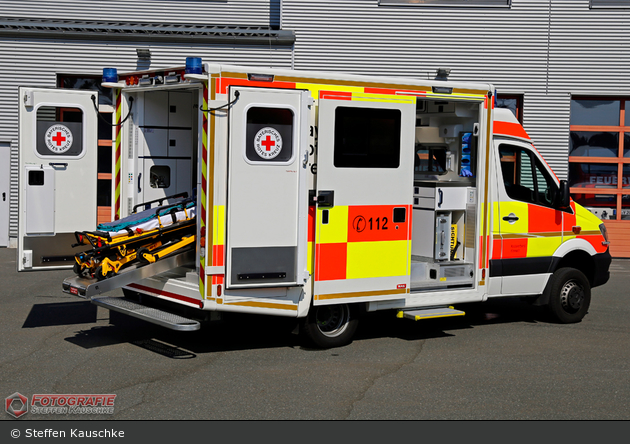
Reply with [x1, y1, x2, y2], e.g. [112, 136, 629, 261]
[2, 0, 630, 254]
[0, 0, 290, 246]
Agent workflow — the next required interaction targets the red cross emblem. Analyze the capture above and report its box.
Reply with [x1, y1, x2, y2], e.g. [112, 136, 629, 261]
[52, 132, 66, 146]
[261, 135, 275, 152]
[254, 127, 283, 160]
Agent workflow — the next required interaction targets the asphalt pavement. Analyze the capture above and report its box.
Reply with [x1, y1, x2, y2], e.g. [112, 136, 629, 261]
[1, 247, 629, 420]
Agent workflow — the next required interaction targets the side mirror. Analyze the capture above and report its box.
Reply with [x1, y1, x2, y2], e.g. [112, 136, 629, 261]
[559, 180, 571, 209]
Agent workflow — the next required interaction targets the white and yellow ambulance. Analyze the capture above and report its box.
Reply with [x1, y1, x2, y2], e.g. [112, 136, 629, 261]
[18, 59, 611, 347]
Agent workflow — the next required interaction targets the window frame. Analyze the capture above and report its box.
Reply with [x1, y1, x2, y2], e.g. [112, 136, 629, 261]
[495, 94, 524, 124]
[568, 96, 630, 221]
[379, 0, 511, 7]
[498, 142, 562, 210]
[333, 106, 402, 169]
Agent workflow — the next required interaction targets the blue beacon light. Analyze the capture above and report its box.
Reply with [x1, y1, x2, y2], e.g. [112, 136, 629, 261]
[102, 68, 118, 83]
[185, 57, 203, 74]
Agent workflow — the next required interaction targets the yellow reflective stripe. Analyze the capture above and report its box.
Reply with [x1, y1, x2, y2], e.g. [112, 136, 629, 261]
[213, 205, 225, 246]
[425, 92, 486, 101]
[317, 206, 348, 244]
[346, 240, 410, 279]
[295, 82, 364, 99]
[350, 92, 415, 104]
[307, 241, 314, 274]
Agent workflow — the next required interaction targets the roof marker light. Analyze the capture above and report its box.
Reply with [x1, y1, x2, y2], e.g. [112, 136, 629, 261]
[102, 68, 118, 83]
[432, 86, 453, 94]
[248, 73, 274, 82]
[185, 57, 203, 74]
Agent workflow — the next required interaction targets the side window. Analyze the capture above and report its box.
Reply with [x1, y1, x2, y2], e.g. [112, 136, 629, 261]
[334, 107, 401, 168]
[246, 107, 294, 163]
[35, 106, 84, 158]
[499, 144, 558, 207]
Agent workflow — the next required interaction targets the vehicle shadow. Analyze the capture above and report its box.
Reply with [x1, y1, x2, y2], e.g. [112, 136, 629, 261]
[63, 296, 551, 358]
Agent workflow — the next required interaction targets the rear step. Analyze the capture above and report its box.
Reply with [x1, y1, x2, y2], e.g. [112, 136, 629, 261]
[62, 249, 195, 298]
[397, 306, 465, 321]
[92, 296, 200, 331]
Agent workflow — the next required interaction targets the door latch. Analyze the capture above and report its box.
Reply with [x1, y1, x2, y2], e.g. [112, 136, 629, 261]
[317, 190, 334, 208]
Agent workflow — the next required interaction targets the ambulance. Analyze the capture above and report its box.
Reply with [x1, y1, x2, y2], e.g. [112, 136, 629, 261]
[17, 58, 611, 348]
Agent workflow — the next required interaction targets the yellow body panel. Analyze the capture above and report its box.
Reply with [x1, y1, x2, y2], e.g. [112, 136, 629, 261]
[317, 206, 348, 244]
[346, 240, 409, 279]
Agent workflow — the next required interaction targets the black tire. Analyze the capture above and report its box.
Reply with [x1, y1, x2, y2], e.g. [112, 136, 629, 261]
[301, 304, 358, 349]
[73, 262, 83, 277]
[94, 265, 114, 281]
[546, 267, 591, 324]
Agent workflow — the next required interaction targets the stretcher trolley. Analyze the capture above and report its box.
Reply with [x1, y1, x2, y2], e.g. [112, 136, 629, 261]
[72, 193, 196, 281]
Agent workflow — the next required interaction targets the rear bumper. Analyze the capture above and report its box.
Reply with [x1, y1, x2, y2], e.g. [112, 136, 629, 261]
[592, 249, 612, 288]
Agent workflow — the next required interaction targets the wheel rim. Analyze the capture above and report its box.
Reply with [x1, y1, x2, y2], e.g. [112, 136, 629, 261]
[315, 305, 350, 338]
[560, 280, 584, 314]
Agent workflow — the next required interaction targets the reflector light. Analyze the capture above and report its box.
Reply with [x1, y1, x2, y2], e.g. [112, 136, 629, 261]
[217, 285, 222, 296]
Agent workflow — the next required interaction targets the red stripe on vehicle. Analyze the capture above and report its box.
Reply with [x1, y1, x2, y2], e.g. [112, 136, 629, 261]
[493, 121, 531, 141]
[128, 283, 203, 308]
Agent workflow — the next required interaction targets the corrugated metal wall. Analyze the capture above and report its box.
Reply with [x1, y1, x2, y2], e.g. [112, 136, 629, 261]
[282, 0, 630, 179]
[0, 0, 288, 241]
[3, 0, 630, 243]
[0, 0, 273, 26]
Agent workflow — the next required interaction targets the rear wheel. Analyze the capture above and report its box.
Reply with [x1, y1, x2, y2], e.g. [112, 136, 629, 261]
[546, 267, 591, 323]
[301, 304, 358, 349]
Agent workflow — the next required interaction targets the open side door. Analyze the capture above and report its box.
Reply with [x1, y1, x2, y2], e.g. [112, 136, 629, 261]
[225, 87, 310, 289]
[313, 96, 416, 304]
[18, 88, 99, 271]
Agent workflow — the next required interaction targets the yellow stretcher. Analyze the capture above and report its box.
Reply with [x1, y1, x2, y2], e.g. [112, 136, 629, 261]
[72, 194, 196, 281]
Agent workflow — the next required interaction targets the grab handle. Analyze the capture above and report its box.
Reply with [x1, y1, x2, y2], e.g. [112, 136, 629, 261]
[137, 172, 142, 193]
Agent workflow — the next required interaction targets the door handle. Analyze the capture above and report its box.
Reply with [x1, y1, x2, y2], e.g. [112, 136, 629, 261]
[138, 172, 142, 193]
[2, 192, 5, 201]
[437, 189, 443, 208]
[502, 213, 519, 224]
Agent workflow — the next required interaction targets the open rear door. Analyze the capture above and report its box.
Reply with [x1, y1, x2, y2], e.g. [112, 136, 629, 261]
[225, 87, 310, 289]
[313, 95, 416, 304]
[18, 87, 99, 270]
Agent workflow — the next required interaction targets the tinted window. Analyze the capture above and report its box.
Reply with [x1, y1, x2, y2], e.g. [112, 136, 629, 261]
[334, 107, 401, 168]
[570, 99, 620, 126]
[35, 106, 84, 157]
[246, 107, 294, 163]
[499, 144, 558, 207]
[150, 165, 170, 189]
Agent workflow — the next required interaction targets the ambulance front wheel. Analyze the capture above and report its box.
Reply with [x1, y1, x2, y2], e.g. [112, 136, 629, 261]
[302, 303, 358, 349]
[546, 267, 591, 324]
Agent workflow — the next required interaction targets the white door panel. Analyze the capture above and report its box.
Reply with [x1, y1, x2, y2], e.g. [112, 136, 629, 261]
[18, 87, 98, 270]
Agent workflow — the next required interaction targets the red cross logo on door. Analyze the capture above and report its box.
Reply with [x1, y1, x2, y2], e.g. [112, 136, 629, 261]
[52, 132, 66, 146]
[254, 127, 283, 160]
[44, 124, 73, 154]
[261, 135, 275, 152]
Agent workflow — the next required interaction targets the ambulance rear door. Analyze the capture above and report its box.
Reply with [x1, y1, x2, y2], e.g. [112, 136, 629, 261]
[224, 87, 311, 289]
[313, 95, 416, 305]
[18, 88, 99, 270]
